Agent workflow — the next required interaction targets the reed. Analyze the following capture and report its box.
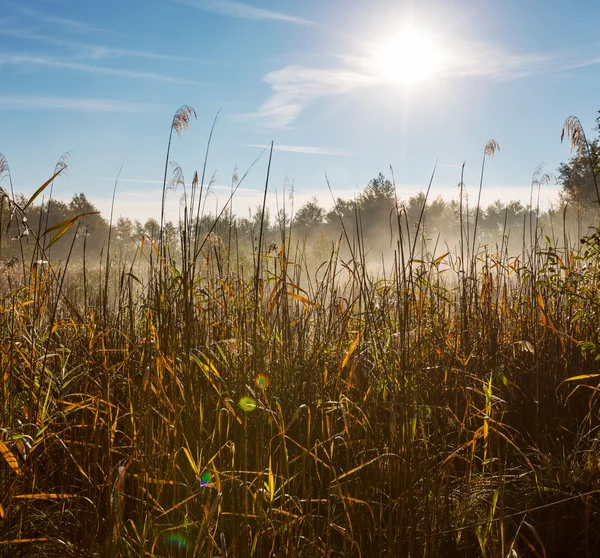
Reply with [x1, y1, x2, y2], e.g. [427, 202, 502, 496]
[1, 109, 600, 557]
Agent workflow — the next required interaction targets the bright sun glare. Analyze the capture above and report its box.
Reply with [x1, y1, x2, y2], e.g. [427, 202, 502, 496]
[374, 27, 445, 85]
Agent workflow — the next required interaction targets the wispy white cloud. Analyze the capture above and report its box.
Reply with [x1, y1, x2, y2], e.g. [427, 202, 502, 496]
[532, 52, 600, 75]
[174, 0, 312, 25]
[249, 65, 378, 128]
[0, 27, 211, 64]
[342, 37, 553, 81]
[0, 54, 203, 85]
[440, 40, 551, 79]
[83, 45, 207, 64]
[0, 95, 164, 113]
[246, 143, 351, 156]
[249, 39, 593, 128]
[15, 5, 113, 34]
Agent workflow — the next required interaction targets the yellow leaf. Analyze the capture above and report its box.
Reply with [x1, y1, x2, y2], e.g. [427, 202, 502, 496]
[14, 493, 76, 499]
[342, 332, 361, 370]
[268, 457, 275, 502]
[42, 212, 99, 249]
[537, 292, 545, 310]
[286, 291, 320, 308]
[182, 446, 199, 476]
[564, 373, 600, 382]
[0, 440, 20, 475]
[433, 252, 450, 265]
[23, 166, 66, 210]
[0, 538, 51, 546]
[191, 354, 222, 379]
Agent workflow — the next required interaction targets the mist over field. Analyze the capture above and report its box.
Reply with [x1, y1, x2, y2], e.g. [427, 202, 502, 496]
[1, 154, 596, 272]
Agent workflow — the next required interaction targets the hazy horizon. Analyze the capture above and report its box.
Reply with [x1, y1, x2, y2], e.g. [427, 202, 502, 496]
[2, 0, 599, 224]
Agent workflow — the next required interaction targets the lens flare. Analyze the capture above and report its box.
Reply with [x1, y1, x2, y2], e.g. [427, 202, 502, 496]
[199, 471, 212, 487]
[239, 396, 257, 412]
[255, 373, 270, 389]
[163, 532, 189, 550]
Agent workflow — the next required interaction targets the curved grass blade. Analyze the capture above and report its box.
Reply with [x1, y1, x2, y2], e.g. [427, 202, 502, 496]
[42, 211, 98, 249]
[23, 166, 66, 211]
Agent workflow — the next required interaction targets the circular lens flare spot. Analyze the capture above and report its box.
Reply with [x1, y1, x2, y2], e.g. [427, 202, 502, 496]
[239, 396, 257, 412]
[199, 471, 212, 487]
[163, 532, 189, 550]
[255, 374, 270, 389]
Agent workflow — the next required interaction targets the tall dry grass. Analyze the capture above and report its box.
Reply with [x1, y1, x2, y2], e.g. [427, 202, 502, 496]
[1, 109, 600, 557]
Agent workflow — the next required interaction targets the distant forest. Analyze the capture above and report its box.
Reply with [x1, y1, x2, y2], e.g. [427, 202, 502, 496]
[1, 122, 599, 264]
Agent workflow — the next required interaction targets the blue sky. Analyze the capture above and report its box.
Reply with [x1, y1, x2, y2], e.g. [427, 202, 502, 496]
[1, 0, 600, 223]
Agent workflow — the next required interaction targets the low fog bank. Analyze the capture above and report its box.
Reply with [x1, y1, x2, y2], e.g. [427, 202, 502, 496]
[1, 167, 598, 280]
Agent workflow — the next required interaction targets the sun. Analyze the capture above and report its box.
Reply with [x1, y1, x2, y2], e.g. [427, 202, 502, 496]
[373, 26, 446, 86]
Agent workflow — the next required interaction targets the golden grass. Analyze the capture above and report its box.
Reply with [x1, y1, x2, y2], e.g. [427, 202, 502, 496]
[1, 112, 600, 557]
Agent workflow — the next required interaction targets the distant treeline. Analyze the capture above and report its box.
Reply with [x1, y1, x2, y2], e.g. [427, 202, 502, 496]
[0, 173, 597, 265]
[1, 120, 599, 264]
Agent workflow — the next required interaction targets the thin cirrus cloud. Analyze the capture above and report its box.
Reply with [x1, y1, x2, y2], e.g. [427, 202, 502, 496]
[441, 40, 552, 79]
[0, 54, 203, 85]
[248, 40, 577, 129]
[249, 65, 379, 128]
[15, 5, 113, 34]
[0, 27, 210, 64]
[246, 144, 351, 156]
[0, 95, 164, 113]
[173, 0, 312, 25]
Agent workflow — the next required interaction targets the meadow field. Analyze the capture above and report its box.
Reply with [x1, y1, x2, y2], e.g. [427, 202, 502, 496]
[1, 108, 600, 557]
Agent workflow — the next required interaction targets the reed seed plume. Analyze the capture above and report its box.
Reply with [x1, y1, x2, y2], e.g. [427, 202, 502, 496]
[54, 152, 70, 175]
[171, 104, 197, 136]
[160, 105, 196, 257]
[532, 164, 555, 188]
[561, 115, 587, 156]
[0, 153, 8, 177]
[484, 138, 499, 158]
[168, 161, 185, 192]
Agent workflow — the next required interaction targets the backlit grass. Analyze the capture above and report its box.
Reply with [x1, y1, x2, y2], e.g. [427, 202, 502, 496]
[1, 109, 600, 557]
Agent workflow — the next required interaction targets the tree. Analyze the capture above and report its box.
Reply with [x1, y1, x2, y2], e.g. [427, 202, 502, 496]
[362, 173, 396, 202]
[359, 173, 396, 228]
[326, 198, 355, 227]
[115, 217, 133, 242]
[250, 205, 271, 234]
[164, 221, 179, 254]
[558, 117, 600, 207]
[68, 193, 108, 250]
[294, 197, 325, 233]
[143, 218, 160, 240]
